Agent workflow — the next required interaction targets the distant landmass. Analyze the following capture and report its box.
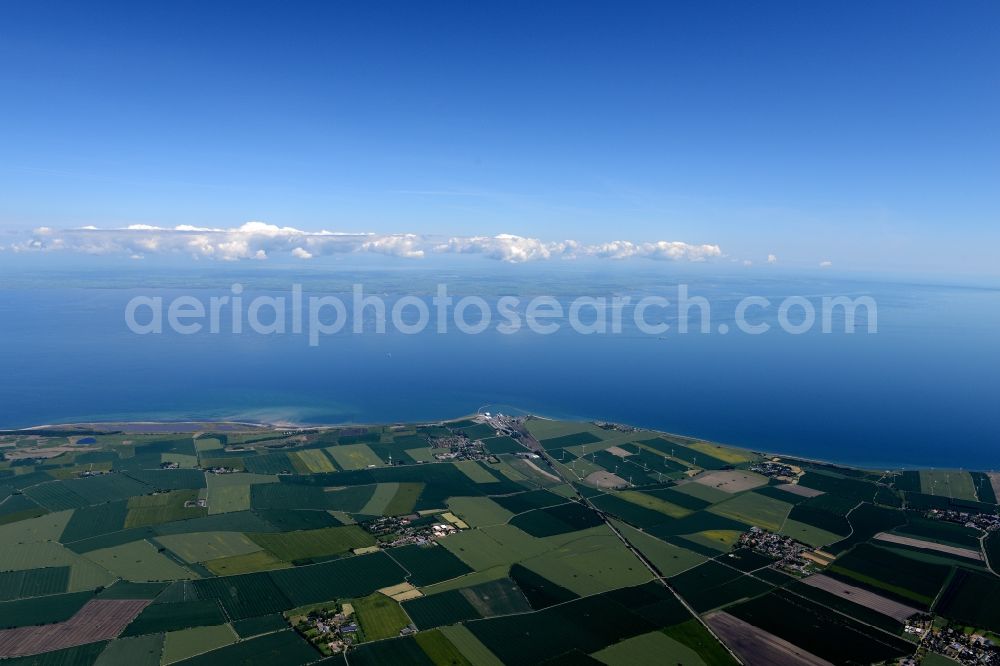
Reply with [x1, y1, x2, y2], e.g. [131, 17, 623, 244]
[1, 414, 998, 665]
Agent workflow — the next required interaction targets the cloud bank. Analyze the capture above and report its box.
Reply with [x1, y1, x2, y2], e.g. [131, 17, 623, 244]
[4, 222, 722, 264]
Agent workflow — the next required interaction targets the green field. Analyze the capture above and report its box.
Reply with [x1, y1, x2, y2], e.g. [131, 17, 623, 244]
[413, 629, 474, 666]
[125, 489, 206, 527]
[919, 470, 979, 501]
[206, 483, 250, 514]
[726, 590, 912, 664]
[593, 629, 707, 666]
[194, 438, 223, 453]
[2, 417, 998, 665]
[611, 519, 707, 576]
[0, 509, 73, 543]
[404, 447, 436, 463]
[827, 543, 952, 608]
[438, 624, 504, 666]
[155, 531, 263, 563]
[384, 482, 424, 516]
[59, 502, 128, 543]
[707, 491, 793, 532]
[248, 525, 375, 561]
[439, 523, 608, 571]
[935, 569, 1000, 632]
[779, 518, 843, 547]
[353, 591, 412, 640]
[388, 543, 473, 586]
[161, 624, 238, 664]
[446, 496, 514, 527]
[0, 566, 70, 601]
[669, 482, 731, 504]
[95, 634, 164, 666]
[123, 599, 227, 636]
[359, 482, 399, 514]
[269, 551, 407, 606]
[85, 540, 197, 581]
[524, 419, 610, 444]
[162, 453, 198, 469]
[678, 529, 745, 553]
[404, 578, 531, 629]
[520, 531, 653, 595]
[168, 629, 318, 666]
[454, 460, 500, 484]
[203, 549, 289, 575]
[325, 443, 384, 470]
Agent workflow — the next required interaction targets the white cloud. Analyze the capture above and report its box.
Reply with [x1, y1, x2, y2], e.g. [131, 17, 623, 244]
[767, 253, 777, 264]
[359, 234, 425, 259]
[819, 260, 833, 268]
[587, 240, 721, 262]
[743, 259, 753, 267]
[5, 223, 722, 265]
[435, 234, 576, 263]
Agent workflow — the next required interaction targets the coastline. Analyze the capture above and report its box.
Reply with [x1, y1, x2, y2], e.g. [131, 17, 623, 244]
[3, 414, 981, 475]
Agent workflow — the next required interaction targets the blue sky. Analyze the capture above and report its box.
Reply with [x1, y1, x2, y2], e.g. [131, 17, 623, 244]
[1, 1, 997, 275]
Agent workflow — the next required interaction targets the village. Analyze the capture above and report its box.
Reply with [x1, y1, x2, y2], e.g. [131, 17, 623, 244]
[910, 623, 1000, 665]
[749, 460, 799, 480]
[737, 526, 832, 573]
[926, 508, 1000, 533]
[428, 434, 496, 463]
[289, 601, 417, 656]
[360, 513, 463, 548]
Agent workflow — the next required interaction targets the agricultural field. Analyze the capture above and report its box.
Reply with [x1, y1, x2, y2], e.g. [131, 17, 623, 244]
[161, 623, 238, 663]
[154, 531, 263, 564]
[289, 449, 337, 474]
[122, 599, 227, 636]
[325, 443, 384, 470]
[247, 525, 375, 561]
[202, 549, 288, 576]
[124, 489, 206, 527]
[351, 592, 412, 640]
[0, 417, 998, 664]
[0, 598, 150, 658]
[446, 496, 514, 527]
[83, 540, 197, 582]
[592, 629, 706, 666]
[919, 470, 979, 501]
[205, 472, 276, 515]
[779, 518, 844, 548]
[707, 491, 793, 531]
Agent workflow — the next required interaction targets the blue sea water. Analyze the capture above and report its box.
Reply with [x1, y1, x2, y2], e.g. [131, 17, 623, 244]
[1, 267, 998, 469]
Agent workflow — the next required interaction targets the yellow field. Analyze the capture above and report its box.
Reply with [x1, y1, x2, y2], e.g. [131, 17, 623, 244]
[454, 460, 500, 483]
[326, 444, 384, 470]
[680, 529, 744, 552]
[685, 440, 758, 464]
[292, 448, 337, 473]
[203, 550, 289, 575]
[617, 490, 691, 518]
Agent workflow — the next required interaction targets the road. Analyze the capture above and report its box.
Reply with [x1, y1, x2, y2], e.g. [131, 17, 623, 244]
[513, 421, 747, 665]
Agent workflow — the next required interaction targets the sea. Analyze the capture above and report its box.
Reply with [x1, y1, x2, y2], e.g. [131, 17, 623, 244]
[1, 263, 998, 470]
